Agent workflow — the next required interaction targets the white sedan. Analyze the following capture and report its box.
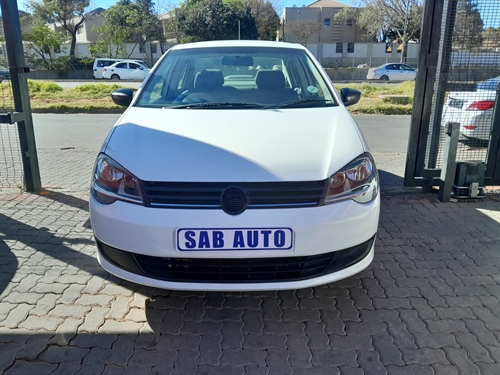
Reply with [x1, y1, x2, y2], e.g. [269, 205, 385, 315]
[366, 63, 417, 81]
[90, 40, 380, 291]
[442, 77, 498, 141]
[102, 61, 150, 81]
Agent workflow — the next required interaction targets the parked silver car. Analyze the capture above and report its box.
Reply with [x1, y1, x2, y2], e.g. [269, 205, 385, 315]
[366, 63, 417, 81]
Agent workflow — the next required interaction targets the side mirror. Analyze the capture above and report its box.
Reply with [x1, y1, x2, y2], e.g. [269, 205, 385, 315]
[340, 87, 361, 107]
[111, 88, 134, 107]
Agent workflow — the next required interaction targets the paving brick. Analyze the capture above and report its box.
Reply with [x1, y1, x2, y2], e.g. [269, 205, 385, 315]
[204, 292, 225, 309]
[12, 274, 44, 293]
[74, 293, 113, 307]
[424, 319, 468, 334]
[386, 365, 434, 375]
[444, 296, 483, 308]
[224, 296, 262, 310]
[220, 348, 267, 366]
[453, 332, 494, 364]
[28, 293, 60, 316]
[81, 276, 106, 294]
[106, 335, 136, 366]
[244, 365, 269, 375]
[183, 298, 205, 321]
[49, 363, 82, 375]
[282, 308, 321, 323]
[242, 309, 264, 335]
[40, 346, 90, 363]
[349, 287, 374, 310]
[263, 321, 304, 336]
[98, 320, 144, 333]
[48, 318, 82, 346]
[329, 334, 372, 351]
[287, 334, 312, 367]
[31, 282, 69, 294]
[2, 303, 34, 328]
[15, 331, 53, 360]
[59, 284, 85, 305]
[471, 307, 500, 331]
[304, 321, 329, 350]
[127, 348, 176, 366]
[347, 321, 388, 336]
[4, 360, 57, 375]
[431, 364, 458, 375]
[311, 349, 357, 367]
[71, 333, 118, 349]
[476, 295, 500, 318]
[360, 309, 400, 322]
[49, 304, 91, 318]
[373, 297, 410, 310]
[2, 292, 44, 304]
[174, 348, 199, 374]
[292, 366, 341, 375]
[319, 309, 345, 335]
[267, 348, 292, 374]
[0, 343, 25, 373]
[197, 364, 245, 375]
[362, 277, 385, 298]
[198, 334, 223, 365]
[385, 321, 417, 350]
[407, 297, 437, 320]
[485, 346, 500, 361]
[242, 333, 286, 350]
[75, 347, 111, 375]
[413, 332, 459, 349]
[19, 315, 63, 330]
[401, 347, 449, 366]
[221, 321, 244, 349]
[443, 347, 481, 375]
[106, 296, 132, 319]
[156, 334, 201, 351]
[477, 363, 500, 375]
[371, 333, 404, 366]
[356, 350, 386, 375]
[202, 307, 244, 322]
[262, 299, 282, 321]
[158, 309, 185, 335]
[463, 319, 500, 347]
[417, 286, 447, 308]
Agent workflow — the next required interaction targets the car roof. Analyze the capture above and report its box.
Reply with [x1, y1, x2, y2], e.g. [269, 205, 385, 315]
[170, 40, 306, 51]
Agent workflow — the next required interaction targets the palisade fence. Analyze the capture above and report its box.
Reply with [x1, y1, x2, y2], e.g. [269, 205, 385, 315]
[0, 25, 23, 190]
[406, 0, 500, 187]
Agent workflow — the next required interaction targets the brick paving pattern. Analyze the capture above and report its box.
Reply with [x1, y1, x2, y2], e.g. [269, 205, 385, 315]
[1, 190, 499, 374]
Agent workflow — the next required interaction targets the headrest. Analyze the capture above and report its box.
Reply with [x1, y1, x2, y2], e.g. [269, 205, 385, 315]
[256, 70, 285, 89]
[195, 70, 224, 89]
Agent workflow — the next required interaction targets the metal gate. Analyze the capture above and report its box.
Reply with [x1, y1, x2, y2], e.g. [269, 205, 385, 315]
[405, 0, 500, 187]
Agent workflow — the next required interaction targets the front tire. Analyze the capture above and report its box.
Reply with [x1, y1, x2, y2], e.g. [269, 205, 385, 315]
[380, 75, 389, 81]
[111, 74, 120, 80]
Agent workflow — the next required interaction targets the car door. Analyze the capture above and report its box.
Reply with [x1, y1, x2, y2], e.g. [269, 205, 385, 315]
[402, 65, 416, 80]
[129, 62, 146, 81]
[385, 64, 399, 80]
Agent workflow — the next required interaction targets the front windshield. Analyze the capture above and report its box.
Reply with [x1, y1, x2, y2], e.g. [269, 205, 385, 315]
[136, 46, 338, 109]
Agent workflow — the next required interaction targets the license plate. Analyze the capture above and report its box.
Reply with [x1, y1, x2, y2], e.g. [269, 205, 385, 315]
[176, 228, 294, 251]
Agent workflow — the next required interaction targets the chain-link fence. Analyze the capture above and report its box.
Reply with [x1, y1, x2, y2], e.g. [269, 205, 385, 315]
[424, 0, 499, 169]
[0, 24, 24, 190]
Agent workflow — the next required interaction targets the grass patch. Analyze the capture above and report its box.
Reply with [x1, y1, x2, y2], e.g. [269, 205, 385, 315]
[335, 81, 415, 114]
[28, 80, 63, 93]
[74, 83, 125, 96]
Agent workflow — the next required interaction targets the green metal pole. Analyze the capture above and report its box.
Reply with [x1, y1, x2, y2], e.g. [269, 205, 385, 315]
[1, 0, 42, 192]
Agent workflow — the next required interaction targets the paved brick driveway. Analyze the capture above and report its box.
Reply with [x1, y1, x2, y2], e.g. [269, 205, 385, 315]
[0, 122, 499, 374]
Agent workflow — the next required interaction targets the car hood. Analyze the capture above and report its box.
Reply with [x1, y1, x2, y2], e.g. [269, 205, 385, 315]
[104, 106, 366, 182]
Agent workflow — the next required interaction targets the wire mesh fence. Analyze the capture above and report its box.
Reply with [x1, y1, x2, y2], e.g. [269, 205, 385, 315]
[424, 0, 499, 170]
[0, 25, 24, 190]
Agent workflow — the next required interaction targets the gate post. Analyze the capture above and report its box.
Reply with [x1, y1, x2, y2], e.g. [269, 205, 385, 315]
[1, 0, 41, 192]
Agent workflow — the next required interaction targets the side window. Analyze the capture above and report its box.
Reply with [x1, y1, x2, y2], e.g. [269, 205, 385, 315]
[403, 65, 414, 71]
[99, 60, 116, 67]
[386, 65, 396, 70]
[115, 63, 127, 69]
[324, 18, 331, 27]
[130, 63, 143, 70]
[347, 43, 355, 53]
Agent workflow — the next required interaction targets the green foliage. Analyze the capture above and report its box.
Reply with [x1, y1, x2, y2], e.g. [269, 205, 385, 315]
[28, 80, 63, 93]
[22, 17, 63, 68]
[244, 0, 280, 40]
[74, 83, 125, 97]
[178, 0, 258, 42]
[453, 0, 484, 51]
[26, 0, 90, 56]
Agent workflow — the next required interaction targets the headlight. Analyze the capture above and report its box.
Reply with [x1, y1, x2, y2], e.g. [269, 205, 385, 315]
[324, 153, 379, 204]
[91, 154, 143, 205]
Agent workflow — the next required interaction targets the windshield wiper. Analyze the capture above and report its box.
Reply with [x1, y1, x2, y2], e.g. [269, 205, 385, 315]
[265, 98, 332, 109]
[168, 102, 264, 109]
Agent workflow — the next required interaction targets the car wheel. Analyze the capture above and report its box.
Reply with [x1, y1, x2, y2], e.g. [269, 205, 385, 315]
[111, 74, 120, 80]
[380, 75, 389, 81]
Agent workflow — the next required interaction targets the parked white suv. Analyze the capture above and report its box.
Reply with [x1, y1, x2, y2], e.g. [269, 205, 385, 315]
[93, 58, 148, 79]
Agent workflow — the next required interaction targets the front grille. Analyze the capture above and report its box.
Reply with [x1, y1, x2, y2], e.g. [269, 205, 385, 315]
[141, 180, 328, 209]
[96, 236, 375, 283]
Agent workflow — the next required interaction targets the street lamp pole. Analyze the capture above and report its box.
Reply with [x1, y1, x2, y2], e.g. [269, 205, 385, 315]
[401, 0, 410, 63]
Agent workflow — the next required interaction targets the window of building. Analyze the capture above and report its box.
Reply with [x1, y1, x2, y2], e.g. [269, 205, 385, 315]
[54, 45, 61, 53]
[324, 18, 331, 27]
[346, 19, 353, 27]
[151, 43, 158, 53]
[139, 41, 146, 53]
[336, 42, 343, 53]
[347, 42, 355, 53]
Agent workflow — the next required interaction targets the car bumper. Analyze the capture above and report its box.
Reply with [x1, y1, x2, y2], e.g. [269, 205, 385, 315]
[90, 193, 380, 291]
[442, 111, 493, 140]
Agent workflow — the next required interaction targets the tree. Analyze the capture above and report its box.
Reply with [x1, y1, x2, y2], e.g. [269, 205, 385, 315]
[287, 19, 324, 46]
[92, 0, 164, 58]
[22, 17, 63, 68]
[335, 0, 423, 61]
[244, 0, 280, 40]
[453, 0, 483, 51]
[482, 27, 500, 51]
[26, 0, 90, 57]
[177, 0, 258, 42]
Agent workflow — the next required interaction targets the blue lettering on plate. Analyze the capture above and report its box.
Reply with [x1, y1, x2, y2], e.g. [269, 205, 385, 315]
[213, 231, 224, 248]
[261, 230, 271, 247]
[233, 231, 245, 247]
[199, 231, 210, 248]
[274, 230, 286, 247]
[184, 231, 196, 249]
[247, 230, 259, 248]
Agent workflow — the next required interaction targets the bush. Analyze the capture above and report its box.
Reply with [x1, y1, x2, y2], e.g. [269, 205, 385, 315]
[28, 80, 63, 93]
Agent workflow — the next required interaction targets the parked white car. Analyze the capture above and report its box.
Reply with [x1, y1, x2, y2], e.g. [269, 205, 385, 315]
[90, 40, 380, 291]
[442, 77, 498, 141]
[366, 63, 417, 81]
[102, 61, 150, 81]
